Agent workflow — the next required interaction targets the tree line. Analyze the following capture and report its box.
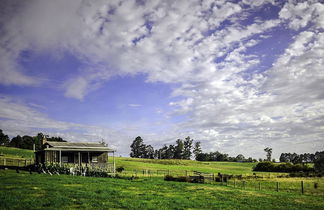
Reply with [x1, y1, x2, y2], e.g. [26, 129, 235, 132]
[130, 136, 257, 162]
[130, 136, 201, 160]
[279, 152, 319, 164]
[0, 129, 66, 150]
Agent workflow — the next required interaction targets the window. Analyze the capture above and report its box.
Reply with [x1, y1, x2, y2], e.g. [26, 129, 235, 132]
[62, 156, 68, 163]
[92, 155, 98, 163]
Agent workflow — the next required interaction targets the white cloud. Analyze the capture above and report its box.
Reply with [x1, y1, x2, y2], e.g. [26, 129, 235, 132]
[0, 95, 132, 154]
[1, 0, 324, 158]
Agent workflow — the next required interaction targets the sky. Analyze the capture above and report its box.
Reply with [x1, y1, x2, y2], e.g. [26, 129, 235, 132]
[0, 0, 324, 159]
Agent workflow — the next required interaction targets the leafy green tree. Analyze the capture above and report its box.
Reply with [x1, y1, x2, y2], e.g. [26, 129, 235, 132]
[144, 145, 154, 159]
[21, 135, 34, 150]
[9, 135, 23, 148]
[314, 151, 324, 173]
[264, 147, 272, 161]
[193, 141, 202, 160]
[166, 145, 175, 159]
[0, 129, 10, 146]
[183, 136, 193, 159]
[130, 136, 145, 158]
[236, 154, 245, 162]
[174, 139, 184, 159]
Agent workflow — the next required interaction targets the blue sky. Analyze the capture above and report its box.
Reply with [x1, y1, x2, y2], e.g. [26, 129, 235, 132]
[0, 0, 324, 158]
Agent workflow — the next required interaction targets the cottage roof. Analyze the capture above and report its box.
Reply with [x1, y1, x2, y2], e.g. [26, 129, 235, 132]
[43, 141, 115, 152]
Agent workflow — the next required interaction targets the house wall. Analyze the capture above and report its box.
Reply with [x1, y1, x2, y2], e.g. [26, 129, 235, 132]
[39, 151, 108, 164]
[98, 152, 108, 163]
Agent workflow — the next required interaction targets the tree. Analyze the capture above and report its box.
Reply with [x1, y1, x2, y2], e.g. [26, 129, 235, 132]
[130, 136, 145, 158]
[165, 145, 175, 159]
[144, 145, 154, 159]
[174, 139, 184, 159]
[279, 153, 289, 162]
[183, 136, 193, 159]
[314, 151, 324, 173]
[9, 135, 23, 148]
[264, 147, 272, 161]
[0, 129, 10, 146]
[193, 141, 202, 160]
[236, 154, 245, 162]
[21, 135, 34, 150]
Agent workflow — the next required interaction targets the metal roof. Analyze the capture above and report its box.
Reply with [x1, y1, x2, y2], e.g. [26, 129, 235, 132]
[43, 141, 115, 152]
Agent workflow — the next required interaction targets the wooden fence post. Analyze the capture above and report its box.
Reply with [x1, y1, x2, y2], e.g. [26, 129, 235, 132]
[276, 182, 279, 192]
[301, 181, 304, 194]
[4, 158, 6, 166]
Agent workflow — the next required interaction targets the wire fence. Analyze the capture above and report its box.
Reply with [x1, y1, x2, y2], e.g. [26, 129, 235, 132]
[117, 169, 323, 195]
[0, 157, 34, 167]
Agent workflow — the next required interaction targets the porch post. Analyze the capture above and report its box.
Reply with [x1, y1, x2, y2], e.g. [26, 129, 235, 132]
[59, 150, 62, 167]
[88, 152, 90, 164]
[113, 151, 116, 174]
[78, 152, 81, 166]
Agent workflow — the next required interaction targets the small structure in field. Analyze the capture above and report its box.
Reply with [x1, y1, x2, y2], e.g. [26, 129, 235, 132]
[35, 137, 115, 173]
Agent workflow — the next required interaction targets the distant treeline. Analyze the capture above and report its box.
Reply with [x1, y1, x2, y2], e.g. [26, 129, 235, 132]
[279, 152, 318, 164]
[0, 129, 66, 150]
[130, 136, 256, 162]
[254, 151, 324, 173]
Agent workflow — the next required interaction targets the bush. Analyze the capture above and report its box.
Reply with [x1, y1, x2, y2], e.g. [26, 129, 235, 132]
[116, 166, 125, 173]
[253, 161, 314, 173]
[164, 175, 196, 183]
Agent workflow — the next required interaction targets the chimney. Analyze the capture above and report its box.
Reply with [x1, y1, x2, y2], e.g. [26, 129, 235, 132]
[42, 135, 47, 145]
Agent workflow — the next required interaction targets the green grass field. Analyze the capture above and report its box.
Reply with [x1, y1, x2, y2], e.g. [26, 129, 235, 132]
[1, 146, 324, 209]
[1, 169, 324, 209]
[0, 146, 34, 159]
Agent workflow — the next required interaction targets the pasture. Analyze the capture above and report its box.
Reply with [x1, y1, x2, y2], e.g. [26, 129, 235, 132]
[1, 169, 324, 209]
[1, 146, 324, 209]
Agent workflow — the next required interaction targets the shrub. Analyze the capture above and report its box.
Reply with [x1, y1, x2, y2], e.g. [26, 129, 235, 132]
[116, 166, 125, 173]
[253, 161, 314, 173]
[164, 175, 176, 181]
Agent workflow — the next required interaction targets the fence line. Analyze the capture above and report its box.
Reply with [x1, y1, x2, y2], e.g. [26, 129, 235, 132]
[0, 157, 34, 167]
[117, 169, 322, 195]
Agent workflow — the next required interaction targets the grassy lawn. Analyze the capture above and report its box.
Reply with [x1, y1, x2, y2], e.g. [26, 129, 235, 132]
[116, 157, 258, 175]
[1, 169, 324, 209]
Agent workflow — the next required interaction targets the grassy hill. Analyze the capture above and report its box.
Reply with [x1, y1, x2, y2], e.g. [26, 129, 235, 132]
[116, 157, 258, 175]
[0, 146, 34, 159]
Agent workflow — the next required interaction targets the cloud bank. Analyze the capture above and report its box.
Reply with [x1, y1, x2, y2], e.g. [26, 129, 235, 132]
[0, 0, 323, 158]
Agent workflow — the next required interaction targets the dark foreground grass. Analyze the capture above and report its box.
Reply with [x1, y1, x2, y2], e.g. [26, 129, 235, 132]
[1, 169, 324, 209]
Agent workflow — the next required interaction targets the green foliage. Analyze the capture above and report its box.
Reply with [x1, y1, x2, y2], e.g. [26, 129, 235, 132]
[116, 166, 125, 173]
[314, 151, 324, 173]
[264, 147, 272, 162]
[130, 136, 154, 159]
[253, 162, 313, 173]
[193, 141, 202, 159]
[164, 175, 188, 182]
[0, 130, 9, 146]
[182, 136, 193, 160]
